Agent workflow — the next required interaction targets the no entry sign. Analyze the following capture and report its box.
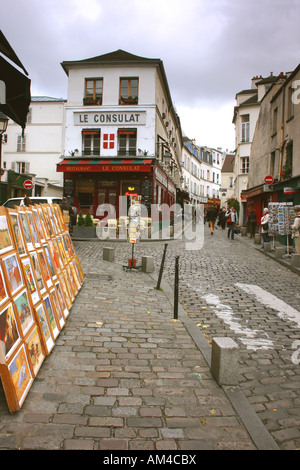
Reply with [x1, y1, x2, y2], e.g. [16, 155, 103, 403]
[24, 180, 33, 189]
[264, 175, 274, 185]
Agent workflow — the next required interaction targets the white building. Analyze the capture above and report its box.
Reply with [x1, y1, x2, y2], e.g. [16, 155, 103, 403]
[2, 96, 65, 198]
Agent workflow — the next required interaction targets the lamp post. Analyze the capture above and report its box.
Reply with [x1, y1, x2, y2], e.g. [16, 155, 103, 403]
[0, 112, 8, 183]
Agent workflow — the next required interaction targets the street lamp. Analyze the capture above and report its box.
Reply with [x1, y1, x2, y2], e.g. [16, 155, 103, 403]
[0, 112, 8, 183]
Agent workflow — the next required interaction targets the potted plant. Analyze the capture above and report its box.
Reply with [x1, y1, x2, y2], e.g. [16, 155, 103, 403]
[72, 211, 97, 238]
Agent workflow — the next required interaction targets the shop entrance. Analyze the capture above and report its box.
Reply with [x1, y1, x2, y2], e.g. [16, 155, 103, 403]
[97, 181, 119, 220]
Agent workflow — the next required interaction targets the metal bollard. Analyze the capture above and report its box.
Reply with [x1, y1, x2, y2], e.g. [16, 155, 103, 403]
[174, 256, 179, 319]
[156, 243, 168, 290]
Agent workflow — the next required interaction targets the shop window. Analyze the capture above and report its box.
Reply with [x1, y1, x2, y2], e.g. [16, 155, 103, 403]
[84, 78, 103, 105]
[119, 78, 139, 105]
[82, 130, 100, 156]
[76, 178, 95, 209]
[117, 129, 137, 156]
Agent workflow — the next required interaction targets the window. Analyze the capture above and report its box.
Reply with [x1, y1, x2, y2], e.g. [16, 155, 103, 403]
[287, 85, 294, 120]
[17, 134, 26, 152]
[118, 129, 137, 156]
[84, 78, 103, 105]
[272, 107, 278, 135]
[82, 130, 100, 156]
[241, 156, 249, 174]
[119, 78, 139, 105]
[241, 114, 250, 142]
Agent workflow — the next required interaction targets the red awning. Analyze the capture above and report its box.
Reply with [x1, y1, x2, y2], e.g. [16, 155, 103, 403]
[57, 158, 153, 173]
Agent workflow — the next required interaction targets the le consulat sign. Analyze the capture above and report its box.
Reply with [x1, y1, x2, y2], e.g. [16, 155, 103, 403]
[74, 111, 146, 126]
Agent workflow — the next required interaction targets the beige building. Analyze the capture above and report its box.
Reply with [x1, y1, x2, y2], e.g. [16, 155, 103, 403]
[220, 153, 235, 208]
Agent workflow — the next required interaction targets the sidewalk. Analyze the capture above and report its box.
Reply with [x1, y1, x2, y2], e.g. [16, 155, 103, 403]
[0, 242, 280, 451]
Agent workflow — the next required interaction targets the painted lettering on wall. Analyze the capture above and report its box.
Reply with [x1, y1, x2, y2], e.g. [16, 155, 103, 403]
[74, 111, 146, 126]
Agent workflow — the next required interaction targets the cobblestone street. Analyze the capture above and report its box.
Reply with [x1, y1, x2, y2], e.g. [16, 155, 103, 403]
[74, 224, 300, 450]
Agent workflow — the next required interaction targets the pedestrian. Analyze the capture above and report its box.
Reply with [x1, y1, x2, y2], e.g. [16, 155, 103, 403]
[246, 210, 257, 238]
[217, 208, 226, 230]
[23, 196, 33, 207]
[260, 207, 270, 248]
[225, 206, 237, 240]
[206, 205, 218, 235]
[59, 197, 76, 232]
[292, 206, 300, 254]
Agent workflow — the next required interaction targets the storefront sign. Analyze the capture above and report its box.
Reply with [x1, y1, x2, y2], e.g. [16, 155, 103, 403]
[58, 163, 152, 173]
[74, 111, 146, 126]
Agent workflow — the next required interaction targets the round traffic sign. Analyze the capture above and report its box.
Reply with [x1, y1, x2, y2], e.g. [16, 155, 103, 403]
[24, 180, 33, 189]
[264, 175, 274, 185]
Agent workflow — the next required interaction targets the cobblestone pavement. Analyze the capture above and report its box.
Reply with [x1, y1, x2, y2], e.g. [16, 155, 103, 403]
[73, 225, 300, 451]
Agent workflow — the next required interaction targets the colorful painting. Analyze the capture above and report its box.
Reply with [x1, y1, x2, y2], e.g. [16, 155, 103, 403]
[37, 249, 52, 288]
[19, 212, 34, 251]
[43, 294, 59, 338]
[0, 215, 14, 255]
[37, 207, 50, 240]
[8, 212, 26, 256]
[50, 288, 64, 327]
[0, 265, 9, 307]
[8, 344, 33, 406]
[21, 257, 39, 304]
[55, 281, 69, 318]
[26, 326, 44, 375]
[0, 303, 20, 360]
[43, 244, 56, 279]
[35, 302, 52, 351]
[26, 211, 40, 247]
[14, 289, 34, 336]
[30, 251, 46, 295]
[32, 208, 45, 243]
[3, 253, 23, 296]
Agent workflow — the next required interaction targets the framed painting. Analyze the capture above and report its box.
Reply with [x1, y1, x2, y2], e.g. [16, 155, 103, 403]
[0, 302, 20, 362]
[43, 294, 59, 339]
[37, 248, 52, 288]
[0, 264, 9, 308]
[64, 232, 75, 257]
[7, 209, 27, 257]
[52, 238, 64, 270]
[18, 210, 35, 251]
[7, 344, 33, 409]
[37, 206, 50, 240]
[25, 325, 45, 376]
[43, 243, 57, 281]
[69, 261, 81, 291]
[56, 235, 67, 265]
[55, 280, 69, 318]
[34, 301, 54, 354]
[13, 288, 34, 337]
[53, 204, 66, 232]
[46, 205, 59, 235]
[32, 207, 46, 244]
[74, 255, 85, 284]
[20, 256, 40, 305]
[25, 209, 41, 248]
[47, 240, 61, 274]
[30, 251, 46, 295]
[49, 287, 65, 328]
[0, 210, 15, 255]
[2, 252, 24, 296]
[41, 205, 54, 238]
[62, 268, 75, 302]
[67, 264, 78, 297]
[61, 233, 71, 262]
[58, 272, 72, 310]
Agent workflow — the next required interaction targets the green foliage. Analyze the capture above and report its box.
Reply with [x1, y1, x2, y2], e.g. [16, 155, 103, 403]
[84, 211, 94, 227]
[77, 211, 85, 226]
[227, 198, 240, 214]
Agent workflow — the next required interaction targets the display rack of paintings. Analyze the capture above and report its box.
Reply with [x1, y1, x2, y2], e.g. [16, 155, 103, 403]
[0, 204, 84, 412]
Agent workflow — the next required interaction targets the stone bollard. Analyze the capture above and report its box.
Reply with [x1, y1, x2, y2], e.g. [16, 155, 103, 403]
[103, 247, 115, 262]
[263, 242, 271, 252]
[291, 254, 300, 268]
[275, 246, 286, 259]
[254, 233, 261, 245]
[211, 337, 239, 386]
[141, 256, 154, 273]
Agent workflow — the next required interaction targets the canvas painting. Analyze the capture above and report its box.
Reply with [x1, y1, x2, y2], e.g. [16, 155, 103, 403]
[14, 289, 34, 336]
[8, 211, 26, 256]
[19, 212, 34, 251]
[55, 281, 69, 318]
[2, 253, 24, 296]
[8, 344, 33, 406]
[35, 302, 53, 353]
[49, 288, 65, 328]
[32, 208, 45, 243]
[26, 326, 45, 376]
[37, 249, 52, 288]
[30, 251, 46, 295]
[37, 207, 50, 240]
[43, 244, 57, 280]
[58, 273, 72, 310]
[0, 214, 14, 255]
[0, 265, 9, 307]
[26, 211, 40, 248]
[0, 303, 20, 361]
[43, 294, 59, 338]
[21, 257, 40, 304]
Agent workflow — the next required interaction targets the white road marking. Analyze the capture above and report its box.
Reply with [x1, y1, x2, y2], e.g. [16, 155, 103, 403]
[235, 283, 300, 328]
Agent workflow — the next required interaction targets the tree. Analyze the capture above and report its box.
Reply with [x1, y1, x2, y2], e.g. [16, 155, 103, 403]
[227, 198, 240, 214]
[84, 211, 94, 227]
[77, 211, 85, 226]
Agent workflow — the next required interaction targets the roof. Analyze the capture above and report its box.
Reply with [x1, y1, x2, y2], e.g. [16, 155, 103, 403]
[31, 96, 66, 102]
[221, 154, 235, 173]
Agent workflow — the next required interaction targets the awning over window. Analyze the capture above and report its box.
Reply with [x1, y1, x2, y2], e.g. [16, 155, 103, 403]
[57, 158, 153, 173]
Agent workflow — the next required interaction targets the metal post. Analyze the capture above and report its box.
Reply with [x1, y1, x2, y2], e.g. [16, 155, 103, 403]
[174, 255, 179, 319]
[156, 243, 168, 290]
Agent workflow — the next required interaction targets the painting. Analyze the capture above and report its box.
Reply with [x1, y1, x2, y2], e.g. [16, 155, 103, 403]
[25, 326, 45, 376]
[43, 294, 59, 338]
[8, 344, 33, 407]
[0, 302, 20, 361]
[43, 244, 57, 280]
[0, 213, 14, 255]
[58, 272, 72, 310]
[37, 207, 50, 240]
[2, 252, 24, 296]
[32, 208, 46, 243]
[19, 211, 34, 251]
[37, 249, 52, 288]
[14, 289, 34, 336]
[49, 287, 65, 328]
[8, 211, 26, 257]
[26, 210, 40, 248]
[55, 280, 69, 318]
[35, 302, 54, 353]
[0, 264, 9, 307]
[21, 257, 40, 304]
[30, 251, 46, 295]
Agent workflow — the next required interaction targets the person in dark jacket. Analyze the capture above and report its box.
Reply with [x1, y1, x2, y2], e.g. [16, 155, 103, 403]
[59, 197, 76, 231]
[206, 205, 218, 235]
[246, 210, 257, 238]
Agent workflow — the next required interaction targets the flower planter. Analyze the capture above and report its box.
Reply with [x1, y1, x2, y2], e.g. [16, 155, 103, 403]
[72, 226, 97, 238]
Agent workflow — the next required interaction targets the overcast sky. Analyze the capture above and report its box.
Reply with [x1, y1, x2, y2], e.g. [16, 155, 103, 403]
[2, 0, 300, 151]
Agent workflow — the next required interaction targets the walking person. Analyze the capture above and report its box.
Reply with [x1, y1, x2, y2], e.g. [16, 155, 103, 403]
[260, 207, 270, 248]
[206, 205, 218, 235]
[225, 206, 237, 240]
[218, 208, 226, 230]
[292, 206, 300, 254]
[246, 210, 257, 238]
